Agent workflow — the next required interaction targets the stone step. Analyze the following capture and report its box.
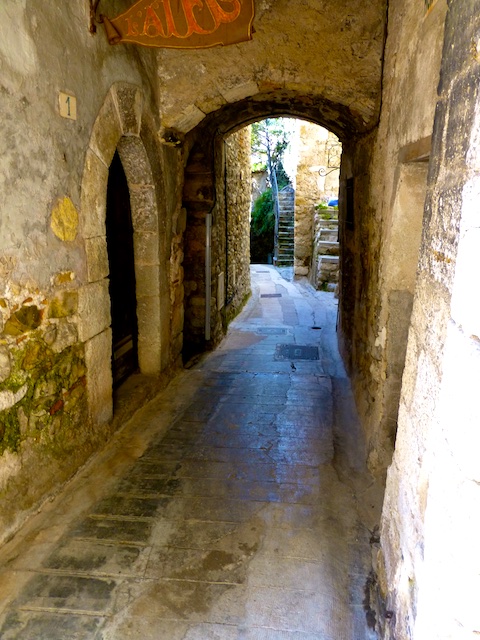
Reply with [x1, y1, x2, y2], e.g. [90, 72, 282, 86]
[316, 241, 339, 256]
[319, 225, 338, 232]
[318, 255, 339, 264]
[315, 218, 338, 229]
[319, 230, 338, 242]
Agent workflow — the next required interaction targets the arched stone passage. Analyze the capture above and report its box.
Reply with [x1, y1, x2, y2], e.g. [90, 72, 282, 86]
[182, 92, 358, 357]
[80, 83, 165, 424]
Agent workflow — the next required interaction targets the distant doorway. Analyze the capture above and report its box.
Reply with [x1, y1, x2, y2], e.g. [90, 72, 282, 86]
[106, 150, 139, 387]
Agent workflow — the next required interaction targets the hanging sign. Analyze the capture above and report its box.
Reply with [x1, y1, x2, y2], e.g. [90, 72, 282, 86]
[102, 0, 255, 49]
[424, 0, 439, 14]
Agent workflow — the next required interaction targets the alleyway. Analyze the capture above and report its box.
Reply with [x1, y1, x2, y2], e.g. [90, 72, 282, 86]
[0, 266, 382, 639]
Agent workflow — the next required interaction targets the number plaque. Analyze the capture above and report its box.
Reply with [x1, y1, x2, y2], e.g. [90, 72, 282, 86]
[59, 92, 77, 120]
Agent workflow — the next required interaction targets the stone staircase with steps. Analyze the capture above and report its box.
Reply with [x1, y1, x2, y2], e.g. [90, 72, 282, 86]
[275, 185, 295, 267]
[312, 210, 339, 290]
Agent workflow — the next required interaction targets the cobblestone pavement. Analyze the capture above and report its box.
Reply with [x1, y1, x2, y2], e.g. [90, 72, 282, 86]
[0, 266, 382, 639]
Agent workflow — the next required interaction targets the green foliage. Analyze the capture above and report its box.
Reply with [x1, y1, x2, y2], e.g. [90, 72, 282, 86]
[275, 160, 290, 190]
[250, 188, 274, 263]
[249, 118, 292, 263]
[251, 189, 275, 236]
[251, 118, 292, 186]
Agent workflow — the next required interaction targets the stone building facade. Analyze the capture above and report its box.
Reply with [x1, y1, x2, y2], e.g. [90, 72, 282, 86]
[1, 0, 479, 637]
[293, 123, 340, 279]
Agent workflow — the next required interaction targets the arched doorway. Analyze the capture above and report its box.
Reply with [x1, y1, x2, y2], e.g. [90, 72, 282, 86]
[81, 83, 169, 425]
[106, 150, 139, 387]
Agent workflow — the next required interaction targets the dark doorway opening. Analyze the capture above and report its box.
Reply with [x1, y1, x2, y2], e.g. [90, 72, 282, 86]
[106, 150, 139, 388]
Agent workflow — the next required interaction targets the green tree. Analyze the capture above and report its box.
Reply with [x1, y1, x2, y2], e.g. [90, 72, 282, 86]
[251, 119, 291, 262]
[250, 188, 274, 263]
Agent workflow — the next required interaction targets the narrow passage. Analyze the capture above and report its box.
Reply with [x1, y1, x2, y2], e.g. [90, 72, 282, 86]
[0, 266, 381, 639]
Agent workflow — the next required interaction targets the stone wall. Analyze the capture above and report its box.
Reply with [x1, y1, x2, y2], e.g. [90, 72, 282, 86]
[224, 129, 253, 318]
[183, 128, 251, 356]
[338, 0, 448, 476]
[0, 3, 184, 543]
[377, 1, 480, 637]
[294, 123, 339, 278]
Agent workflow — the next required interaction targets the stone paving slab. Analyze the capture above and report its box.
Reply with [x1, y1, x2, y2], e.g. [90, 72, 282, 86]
[0, 611, 104, 640]
[0, 266, 381, 639]
[44, 540, 151, 577]
[70, 518, 154, 545]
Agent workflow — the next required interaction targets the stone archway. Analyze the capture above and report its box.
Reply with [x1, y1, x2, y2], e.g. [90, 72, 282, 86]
[181, 91, 358, 357]
[80, 83, 163, 425]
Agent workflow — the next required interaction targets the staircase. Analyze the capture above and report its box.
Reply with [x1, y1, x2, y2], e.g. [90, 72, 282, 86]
[275, 185, 295, 267]
[312, 209, 339, 290]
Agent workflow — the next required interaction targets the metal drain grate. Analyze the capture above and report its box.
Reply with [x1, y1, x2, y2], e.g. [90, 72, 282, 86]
[261, 293, 282, 298]
[274, 344, 319, 361]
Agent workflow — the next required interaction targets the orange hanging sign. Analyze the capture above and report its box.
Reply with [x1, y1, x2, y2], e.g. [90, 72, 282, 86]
[102, 0, 255, 49]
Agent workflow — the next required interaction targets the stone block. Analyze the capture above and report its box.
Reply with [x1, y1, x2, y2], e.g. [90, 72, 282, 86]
[0, 345, 12, 383]
[51, 320, 78, 354]
[77, 281, 111, 343]
[164, 104, 206, 134]
[183, 176, 215, 205]
[176, 208, 187, 235]
[295, 266, 309, 276]
[49, 291, 78, 318]
[85, 329, 113, 425]
[130, 186, 158, 233]
[113, 83, 143, 136]
[85, 237, 109, 283]
[117, 136, 153, 185]
[137, 295, 161, 343]
[138, 337, 162, 375]
[135, 264, 160, 298]
[133, 232, 159, 266]
[4, 306, 42, 336]
[171, 301, 184, 338]
[222, 81, 259, 103]
[89, 91, 122, 168]
[81, 150, 108, 239]
[0, 384, 28, 412]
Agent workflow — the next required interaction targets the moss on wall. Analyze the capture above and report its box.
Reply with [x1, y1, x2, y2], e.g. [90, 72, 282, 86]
[0, 332, 87, 456]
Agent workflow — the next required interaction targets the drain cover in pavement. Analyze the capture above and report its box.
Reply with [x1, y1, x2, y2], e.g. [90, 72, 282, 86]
[261, 293, 282, 298]
[256, 327, 288, 335]
[274, 344, 319, 361]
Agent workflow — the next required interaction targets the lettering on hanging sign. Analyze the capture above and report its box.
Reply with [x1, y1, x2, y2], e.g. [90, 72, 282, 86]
[424, 0, 439, 15]
[102, 0, 255, 49]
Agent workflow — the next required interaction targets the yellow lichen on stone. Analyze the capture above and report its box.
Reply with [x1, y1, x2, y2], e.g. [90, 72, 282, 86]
[53, 271, 76, 286]
[51, 197, 79, 242]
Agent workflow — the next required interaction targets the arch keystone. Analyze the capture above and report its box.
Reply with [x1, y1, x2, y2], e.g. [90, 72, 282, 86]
[89, 89, 123, 167]
[112, 83, 144, 136]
